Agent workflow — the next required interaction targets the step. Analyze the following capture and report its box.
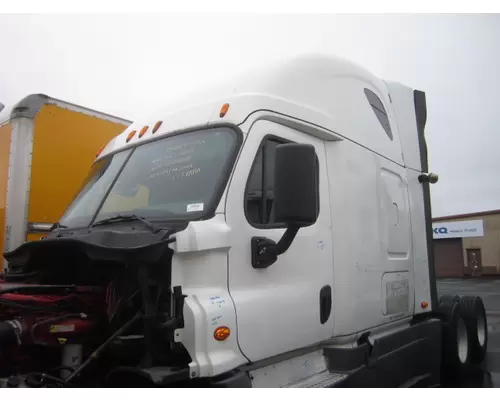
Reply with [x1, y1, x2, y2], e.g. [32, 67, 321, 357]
[285, 369, 347, 388]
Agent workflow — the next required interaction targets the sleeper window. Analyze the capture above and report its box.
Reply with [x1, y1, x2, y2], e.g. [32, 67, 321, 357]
[364, 88, 393, 140]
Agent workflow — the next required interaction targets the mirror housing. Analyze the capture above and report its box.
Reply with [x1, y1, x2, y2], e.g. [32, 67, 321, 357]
[251, 143, 320, 269]
[274, 143, 319, 227]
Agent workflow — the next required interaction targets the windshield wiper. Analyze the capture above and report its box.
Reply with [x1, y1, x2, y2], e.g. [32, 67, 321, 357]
[51, 222, 69, 231]
[91, 214, 161, 233]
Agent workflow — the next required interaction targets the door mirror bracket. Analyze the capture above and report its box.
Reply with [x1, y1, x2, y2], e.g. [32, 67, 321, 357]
[251, 225, 299, 269]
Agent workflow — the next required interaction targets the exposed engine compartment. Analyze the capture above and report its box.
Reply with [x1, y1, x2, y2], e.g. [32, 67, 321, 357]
[0, 227, 191, 388]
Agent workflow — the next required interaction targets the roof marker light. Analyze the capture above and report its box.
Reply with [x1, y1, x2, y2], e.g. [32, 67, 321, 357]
[126, 130, 136, 143]
[96, 145, 105, 158]
[152, 121, 162, 134]
[139, 126, 149, 138]
[219, 103, 230, 118]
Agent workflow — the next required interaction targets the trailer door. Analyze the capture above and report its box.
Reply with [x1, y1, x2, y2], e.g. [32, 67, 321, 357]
[0, 123, 12, 266]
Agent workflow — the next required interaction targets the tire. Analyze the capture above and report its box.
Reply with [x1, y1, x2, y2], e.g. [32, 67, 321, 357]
[439, 301, 471, 380]
[459, 296, 488, 364]
[439, 294, 460, 308]
[436, 294, 460, 319]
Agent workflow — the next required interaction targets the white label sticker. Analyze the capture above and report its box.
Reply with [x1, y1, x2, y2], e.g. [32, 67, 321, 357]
[187, 203, 204, 212]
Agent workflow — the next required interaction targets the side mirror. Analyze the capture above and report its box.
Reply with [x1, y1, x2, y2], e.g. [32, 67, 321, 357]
[274, 143, 319, 227]
[251, 143, 320, 269]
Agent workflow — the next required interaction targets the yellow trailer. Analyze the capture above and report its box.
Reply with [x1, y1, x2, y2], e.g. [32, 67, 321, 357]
[0, 94, 131, 270]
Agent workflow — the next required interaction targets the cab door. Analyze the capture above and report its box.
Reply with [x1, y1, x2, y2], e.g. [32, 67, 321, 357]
[225, 120, 333, 362]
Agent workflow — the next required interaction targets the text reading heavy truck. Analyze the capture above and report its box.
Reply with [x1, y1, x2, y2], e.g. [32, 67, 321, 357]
[0, 55, 488, 387]
[0, 94, 131, 270]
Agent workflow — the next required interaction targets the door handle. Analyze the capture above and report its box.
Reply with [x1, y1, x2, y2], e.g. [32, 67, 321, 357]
[319, 285, 332, 325]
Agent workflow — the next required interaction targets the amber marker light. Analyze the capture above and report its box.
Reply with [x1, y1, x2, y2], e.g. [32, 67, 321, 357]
[219, 103, 230, 118]
[214, 326, 231, 341]
[126, 130, 136, 142]
[152, 121, 162, 134]
[138, 126, 149, 138]
[96, 145, 105, 158]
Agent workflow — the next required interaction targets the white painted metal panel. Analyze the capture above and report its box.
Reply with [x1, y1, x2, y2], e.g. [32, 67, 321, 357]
[171, 214, 248, 378]
[406, 169, 432, 315]
[225, 120, 334, 362]
[385, 81, 423, 171]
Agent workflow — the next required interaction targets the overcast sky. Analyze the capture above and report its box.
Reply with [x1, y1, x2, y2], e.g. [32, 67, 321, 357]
[0, 13, 499, 218]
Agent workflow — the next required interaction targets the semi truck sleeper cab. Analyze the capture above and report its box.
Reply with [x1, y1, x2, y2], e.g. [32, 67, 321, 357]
[0, 54, 488, 388]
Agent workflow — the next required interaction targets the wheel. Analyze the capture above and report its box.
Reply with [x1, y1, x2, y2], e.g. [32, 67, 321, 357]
[440, 301, 471, 380]
[439, 294, 460, 308]
[459, 296, 488, 364]
[436, 294, 460, 319]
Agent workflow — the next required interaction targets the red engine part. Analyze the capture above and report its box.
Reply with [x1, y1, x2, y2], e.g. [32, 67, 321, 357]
[0, 284, 104, 311]
[30, 315, 97, 346]
[0, 284, 105, 347]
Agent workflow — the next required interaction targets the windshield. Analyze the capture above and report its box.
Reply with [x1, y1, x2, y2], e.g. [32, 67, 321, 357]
[60, 127, 239, 229]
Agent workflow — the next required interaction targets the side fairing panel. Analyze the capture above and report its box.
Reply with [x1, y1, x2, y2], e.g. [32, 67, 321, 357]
[326, 139, 415, 336]
[386, 82, 436, 313]
[384, 81, 423, 173]
[406, 169, 432, 313]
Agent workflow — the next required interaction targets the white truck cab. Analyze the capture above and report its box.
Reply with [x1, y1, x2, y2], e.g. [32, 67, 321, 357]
[0, 54, 486, 388]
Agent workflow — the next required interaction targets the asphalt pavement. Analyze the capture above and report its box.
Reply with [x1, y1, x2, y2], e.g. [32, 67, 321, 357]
[437, 278, 500, 387]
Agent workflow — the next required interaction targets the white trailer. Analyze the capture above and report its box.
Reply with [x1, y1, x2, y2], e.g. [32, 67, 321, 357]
[0, 54, 487, 388]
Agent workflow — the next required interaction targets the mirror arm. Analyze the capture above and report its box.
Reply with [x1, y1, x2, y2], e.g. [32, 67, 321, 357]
[251, 225, 300, 269]
[270, 225, 300, 256]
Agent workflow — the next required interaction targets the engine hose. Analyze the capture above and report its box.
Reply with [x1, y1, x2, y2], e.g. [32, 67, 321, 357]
[64, 312, 141, 384]
[0, 321, 22, 349]
[0, 298, 67, 313]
